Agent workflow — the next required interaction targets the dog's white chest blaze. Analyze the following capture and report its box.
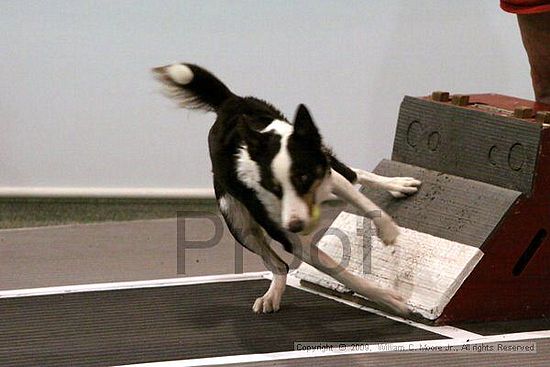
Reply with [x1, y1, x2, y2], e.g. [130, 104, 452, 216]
[235, 147, 282, 223]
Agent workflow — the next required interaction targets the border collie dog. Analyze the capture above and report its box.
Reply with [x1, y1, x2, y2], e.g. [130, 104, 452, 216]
[153, 63, 420, 315]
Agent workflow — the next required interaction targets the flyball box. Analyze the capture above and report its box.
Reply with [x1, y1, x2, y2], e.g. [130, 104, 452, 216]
[294, 93, 550, 324]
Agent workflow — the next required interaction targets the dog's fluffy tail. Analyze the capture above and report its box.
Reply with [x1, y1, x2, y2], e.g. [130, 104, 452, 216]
[152, 63, 236, 112]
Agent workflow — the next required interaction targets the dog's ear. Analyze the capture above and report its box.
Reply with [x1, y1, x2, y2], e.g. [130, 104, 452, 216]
[293, 104, 321, 146]
[237, 116, 264, 157]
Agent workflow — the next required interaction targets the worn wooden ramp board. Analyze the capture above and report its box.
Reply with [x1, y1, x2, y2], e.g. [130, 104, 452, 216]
[292, 212, 483, 320]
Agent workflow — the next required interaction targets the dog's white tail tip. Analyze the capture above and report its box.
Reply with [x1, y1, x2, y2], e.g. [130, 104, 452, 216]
[165, 63, 194, 85]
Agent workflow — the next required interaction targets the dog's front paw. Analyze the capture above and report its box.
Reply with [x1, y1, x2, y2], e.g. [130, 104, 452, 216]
[253, 292, 282, 313]
[383, 177, 421, 198]
[373, 215, 400, 245]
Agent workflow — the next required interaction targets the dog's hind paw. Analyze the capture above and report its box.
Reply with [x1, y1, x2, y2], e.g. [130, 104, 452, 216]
[252, 292, 282, 313]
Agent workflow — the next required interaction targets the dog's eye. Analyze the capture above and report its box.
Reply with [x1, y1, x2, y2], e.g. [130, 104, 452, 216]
[292, 173, 313, 194]
[315, 166, 326, 177]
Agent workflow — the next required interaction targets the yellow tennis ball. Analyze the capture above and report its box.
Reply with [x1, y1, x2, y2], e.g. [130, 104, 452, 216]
[299, 205, 321, 235]
[311, 204, 321, 224]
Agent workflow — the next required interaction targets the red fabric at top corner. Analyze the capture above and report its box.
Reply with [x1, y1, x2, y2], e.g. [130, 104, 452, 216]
[501, 0, 550, 14]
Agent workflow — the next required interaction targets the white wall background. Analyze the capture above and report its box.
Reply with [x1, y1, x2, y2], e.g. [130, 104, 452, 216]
[0, 0, 533, 189]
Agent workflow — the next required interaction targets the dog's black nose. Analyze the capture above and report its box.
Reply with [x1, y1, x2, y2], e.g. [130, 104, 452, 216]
[288, 220, 305, 233]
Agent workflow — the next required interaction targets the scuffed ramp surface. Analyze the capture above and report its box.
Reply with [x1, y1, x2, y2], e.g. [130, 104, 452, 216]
[293, 213, 483, 320]
[359, 159, 521, 247]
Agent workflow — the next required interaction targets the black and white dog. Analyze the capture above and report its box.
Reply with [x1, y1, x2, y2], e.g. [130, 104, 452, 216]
[153, 63, 420, 315]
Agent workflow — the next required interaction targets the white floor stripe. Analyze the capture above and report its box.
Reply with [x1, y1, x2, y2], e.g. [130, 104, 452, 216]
[117, 330, 550, 367]
[0, 272, 270, 298]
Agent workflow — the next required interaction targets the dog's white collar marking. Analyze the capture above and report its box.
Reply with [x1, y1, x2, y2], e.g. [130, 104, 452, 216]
[262, 120, 293, 135]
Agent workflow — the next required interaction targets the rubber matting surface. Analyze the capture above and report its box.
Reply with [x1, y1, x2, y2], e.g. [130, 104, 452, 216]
[0, 279, 445, 366]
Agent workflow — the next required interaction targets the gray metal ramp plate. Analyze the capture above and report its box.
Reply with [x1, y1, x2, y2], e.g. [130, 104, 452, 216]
[0, 279, 445, 367]
[392, 96, 541, 194]
[358, 159, 521, 248]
